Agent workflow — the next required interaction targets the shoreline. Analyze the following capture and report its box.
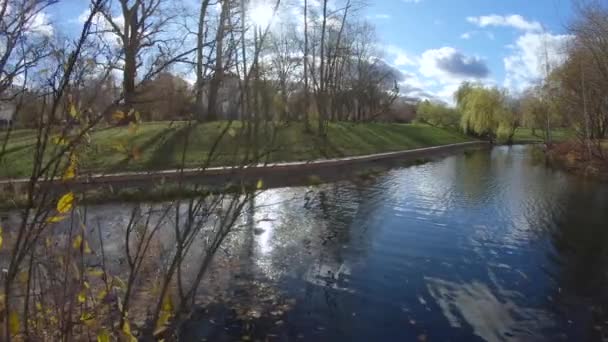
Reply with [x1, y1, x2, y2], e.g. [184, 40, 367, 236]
[546, 144, 608, 182]
[1, 141, 490, 187]
[0, 141, 490, 209]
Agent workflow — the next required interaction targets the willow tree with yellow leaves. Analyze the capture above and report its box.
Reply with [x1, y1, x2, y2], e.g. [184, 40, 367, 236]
[455, 83, 518, 143]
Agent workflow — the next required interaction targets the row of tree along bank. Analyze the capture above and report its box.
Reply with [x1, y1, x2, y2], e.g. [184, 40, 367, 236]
[417, 1, 607, 174]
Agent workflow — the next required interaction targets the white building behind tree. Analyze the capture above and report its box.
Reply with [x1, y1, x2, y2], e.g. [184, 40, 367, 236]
[0, 101, 16, 129]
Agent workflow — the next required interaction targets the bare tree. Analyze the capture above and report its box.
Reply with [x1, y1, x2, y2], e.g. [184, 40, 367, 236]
[268, 24, 301, 121]
[317, 0, 328, 135]
[100, 0, 180, 114]
[194, 0, 212, 118]
[0, 0, 55, 96]
[206, 0, 230, 121]
[0, 0, 56, 159]
[303, 0, 310, 130]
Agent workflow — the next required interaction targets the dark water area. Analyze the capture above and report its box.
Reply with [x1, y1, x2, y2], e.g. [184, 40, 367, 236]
[181, 145, 608, 341]
[5, 145, 608, 341]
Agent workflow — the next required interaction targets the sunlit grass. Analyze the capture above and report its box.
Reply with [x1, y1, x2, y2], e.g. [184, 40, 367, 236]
[0, 121, 475, 178]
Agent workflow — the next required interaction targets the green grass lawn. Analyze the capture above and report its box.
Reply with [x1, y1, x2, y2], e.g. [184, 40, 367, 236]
[511, 128, 574, 143]
[0, 121, 475, 179]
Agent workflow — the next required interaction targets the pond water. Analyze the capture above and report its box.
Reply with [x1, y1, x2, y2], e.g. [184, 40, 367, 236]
[6, 145, 608, 341]
[181, 145, 608, 341]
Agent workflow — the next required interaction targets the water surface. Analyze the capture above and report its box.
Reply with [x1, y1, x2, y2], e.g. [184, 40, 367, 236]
[9, 145, 608, 341]
[189, 145, 608, 341]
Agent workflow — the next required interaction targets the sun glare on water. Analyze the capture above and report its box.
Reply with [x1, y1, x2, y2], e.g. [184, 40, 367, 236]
[249, 2, 274, 28]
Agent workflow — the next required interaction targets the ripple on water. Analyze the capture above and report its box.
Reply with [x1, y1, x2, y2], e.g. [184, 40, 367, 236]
[4, 145, 604, 341]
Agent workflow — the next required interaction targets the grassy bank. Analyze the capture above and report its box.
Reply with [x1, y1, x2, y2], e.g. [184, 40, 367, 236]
[0, 122, 474, 179]
[510, 128, 574, 143]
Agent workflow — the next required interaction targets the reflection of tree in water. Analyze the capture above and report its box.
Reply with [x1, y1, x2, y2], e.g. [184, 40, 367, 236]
[308, 181, 379, 263]
[547, 187, 608, 339]
[180, 195, 300, 341]
[452, 149, 494, 203]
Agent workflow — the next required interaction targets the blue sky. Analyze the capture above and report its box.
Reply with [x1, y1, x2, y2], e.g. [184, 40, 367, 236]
[47, 0, 575, 104]
[362, 0, 574, 102]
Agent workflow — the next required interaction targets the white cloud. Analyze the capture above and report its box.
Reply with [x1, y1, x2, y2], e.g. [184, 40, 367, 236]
[460, 32, 473, 40]
[402, 0, 423, 3]
[3, 1, 54, 36]
[384, 45, 496, 104]
[418, 47, 490, 81]
[385, 45, 416, 67]
[415, 47, 495, 104]
[503, 32, 573, 92]
[399, 70, 436, 90]
[76, 8, 125, 47]
[460, 31, 495, 41]
[374, 14, 391, 19]
[467, 14, 542, 32]
[28, 11, 54, 36]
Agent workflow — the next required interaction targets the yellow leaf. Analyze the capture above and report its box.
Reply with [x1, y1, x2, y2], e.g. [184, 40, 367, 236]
[35, 302, 42, 311]
[84, 240, 92, 254]
[9, 311, 20, 336]
[112, 142, 127, 153]
[52, 136, 68, 146]
[112, 111, 125, 121]
[157, 294, 174, 329]
[63, 158, 76, 180]
[97, 329, 111, 342]
[256, 179, 264, 190]
[80, 312, 95, 325]
[47, 215, 66, 223]
[0, 226, 3, 249]
[63, 166, 75, 180]
[134, 111, 141, 123]
[69, 104, 79, 118]
[73, 235, 83, 250]
[88, 268, 105, 277]
[157, 311, 171, 329]
[62, 153, 78, 180]
[57, 192, 74, 214]
[122, 321, 137, 342]
[77, 290, 86, 303]
[113, 276, 126, 289]
[97, 289, 108, 301]
[162, 294, 173, 312]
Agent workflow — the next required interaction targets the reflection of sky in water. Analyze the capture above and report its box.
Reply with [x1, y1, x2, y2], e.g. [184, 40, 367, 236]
[6, 146, 606, 341]
[236, 145, 608, 341]
[426, 275, 553, 341]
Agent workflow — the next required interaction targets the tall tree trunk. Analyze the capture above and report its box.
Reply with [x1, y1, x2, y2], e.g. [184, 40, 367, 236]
[325, 0, 349, 122]
[240, 0, 249, 123]
[195, 0, 211, 121]
[317, 0, 328, 136]
[303, 0, 310, 131]
[123, 47, 137, 111]
[207, 0, 229, 121]
[123, 5, 139, 113]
